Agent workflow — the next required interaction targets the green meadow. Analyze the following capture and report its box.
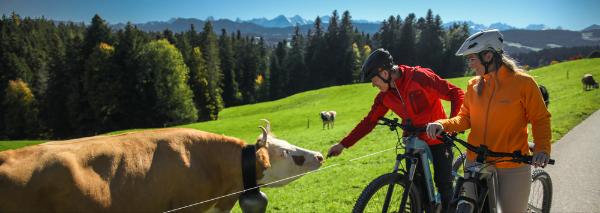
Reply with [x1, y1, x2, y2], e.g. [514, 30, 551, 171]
[1, 58, 599, 212]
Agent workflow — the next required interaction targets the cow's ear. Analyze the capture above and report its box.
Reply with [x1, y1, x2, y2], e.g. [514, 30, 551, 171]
[257, 126, 269, 148]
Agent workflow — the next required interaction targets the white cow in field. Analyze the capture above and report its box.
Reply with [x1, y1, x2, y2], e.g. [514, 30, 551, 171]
[582, 73, 599, 91]
[320, 111, 337, 130]
[0, 120, 323, 212]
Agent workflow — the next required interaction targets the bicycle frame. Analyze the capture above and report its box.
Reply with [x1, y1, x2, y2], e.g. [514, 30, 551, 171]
[455, 160, 502, 212]
[389, 136, 440, 212]
[443, 133, 555, 213]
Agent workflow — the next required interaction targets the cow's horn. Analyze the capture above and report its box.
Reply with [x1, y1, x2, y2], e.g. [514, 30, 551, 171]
[260, 119, 271, 133]
[259, 126, 268, 145]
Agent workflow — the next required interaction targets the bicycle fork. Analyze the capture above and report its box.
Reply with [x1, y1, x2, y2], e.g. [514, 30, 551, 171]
[382, 154, 416, 212]
[398, 157, 418, 212]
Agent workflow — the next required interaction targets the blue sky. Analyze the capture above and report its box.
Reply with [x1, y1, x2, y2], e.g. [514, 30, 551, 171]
[1, 0, 598, 30]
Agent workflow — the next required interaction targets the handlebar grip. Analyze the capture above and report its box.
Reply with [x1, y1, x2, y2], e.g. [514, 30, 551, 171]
[548, 159, 555, 165]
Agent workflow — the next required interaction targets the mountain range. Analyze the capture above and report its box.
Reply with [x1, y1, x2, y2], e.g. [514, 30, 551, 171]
[111, 15, 600, 54]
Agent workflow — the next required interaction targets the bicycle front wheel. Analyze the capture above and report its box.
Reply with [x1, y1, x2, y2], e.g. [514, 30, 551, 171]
[528, 169, 553, 213]
[352, 173, 422, 213]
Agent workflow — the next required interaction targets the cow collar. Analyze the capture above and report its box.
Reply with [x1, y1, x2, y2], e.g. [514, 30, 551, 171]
[242, 144, 259, 191]
[240, 144, 269, 213]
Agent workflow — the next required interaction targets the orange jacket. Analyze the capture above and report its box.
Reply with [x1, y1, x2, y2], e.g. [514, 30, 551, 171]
[438, 65, 551, 168]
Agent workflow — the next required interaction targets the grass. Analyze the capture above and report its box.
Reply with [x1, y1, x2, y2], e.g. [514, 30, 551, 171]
[1, 58, 599, 212]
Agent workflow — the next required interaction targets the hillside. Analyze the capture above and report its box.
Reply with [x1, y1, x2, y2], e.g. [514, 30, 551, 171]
[1, 59, 600, 212]
[190, 58, 600, 212]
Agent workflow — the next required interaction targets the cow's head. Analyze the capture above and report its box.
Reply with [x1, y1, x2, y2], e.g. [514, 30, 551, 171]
[255, 119, 323, 187]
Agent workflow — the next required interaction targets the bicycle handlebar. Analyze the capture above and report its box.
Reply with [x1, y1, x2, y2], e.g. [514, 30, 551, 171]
[439, 132, 555, 166]
[377, 117, 426, 133]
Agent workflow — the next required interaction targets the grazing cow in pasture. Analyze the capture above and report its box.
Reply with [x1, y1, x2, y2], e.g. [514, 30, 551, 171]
[582, 73, 599, 91]
[539, 85, 550, 108]
[0, 120, 323, 212]
[320, 111, 337, 129]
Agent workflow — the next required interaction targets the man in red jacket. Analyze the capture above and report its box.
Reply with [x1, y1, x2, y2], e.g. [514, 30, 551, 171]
[327, 48, 464, 211]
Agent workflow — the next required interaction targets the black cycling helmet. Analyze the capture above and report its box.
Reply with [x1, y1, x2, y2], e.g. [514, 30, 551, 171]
[361, 48, 394, 82]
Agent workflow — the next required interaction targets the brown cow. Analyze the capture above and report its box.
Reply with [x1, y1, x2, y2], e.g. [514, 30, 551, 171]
[0, 120, 323, 212]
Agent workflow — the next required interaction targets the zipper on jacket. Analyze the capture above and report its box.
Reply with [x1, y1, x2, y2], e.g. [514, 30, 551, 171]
[483, 75, 496, 146]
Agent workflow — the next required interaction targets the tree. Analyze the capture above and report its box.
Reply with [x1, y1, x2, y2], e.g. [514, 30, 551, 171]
[3, 79, 39, 138]
[444, 23, 470, 77]
[305, 16, 326, 90]
[338, 11, 358, 84]
[113, 23, 148, 128]
[187, 47, 211, 121]
[82, 42, 121, 132]
[238, 37, 261, 103]
[82, 14, 112, 59]
[136, 39, 198, 126]
[286, 25, 308, 94]
[396, 13, 417, 66]
[269, 41, 288, 99]
[219, 29, 241, 106]
[323, 10, 340, 86]
[416, 10, 445, 73]
[200, 21, 223, 120]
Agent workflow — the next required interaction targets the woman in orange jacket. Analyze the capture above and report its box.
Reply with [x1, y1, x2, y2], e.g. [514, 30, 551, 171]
[425, 29, 551, 212]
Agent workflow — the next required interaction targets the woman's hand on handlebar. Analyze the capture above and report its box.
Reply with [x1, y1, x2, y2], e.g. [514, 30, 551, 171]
[426, 122, 444, 139]
[532, 151, 550, 168]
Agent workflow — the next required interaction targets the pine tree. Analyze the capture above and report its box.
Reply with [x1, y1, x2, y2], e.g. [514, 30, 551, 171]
[200, 21, 223, 120]
[444, 23, 470, 77]
[42, 23, 72, 138]
[82, 14, 112, 58]
[255, 37, 270, 102]
[286, 25, 308, 94]
[305, 16, 326, 90]
[416, 10, 444, 73]
[114, 23, 148, 128]
[187, 47, 211, 121]
[219, 29, 241, 106]
[269, 41, 287, 99]
[324, 10, 340, 86]
[239, 37, 260, 103]
[339, 11, 357, 84]
[397, 14, 417, 66]
[67, 14, 113, 135]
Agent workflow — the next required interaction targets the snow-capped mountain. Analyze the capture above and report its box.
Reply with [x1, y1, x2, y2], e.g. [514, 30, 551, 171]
[243, 15, 377, 28]
[525, 24, 549, 30]
[489, 22, 516, 31]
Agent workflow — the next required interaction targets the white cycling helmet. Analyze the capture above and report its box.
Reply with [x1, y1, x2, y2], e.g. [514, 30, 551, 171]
[455, 29, 504, 56]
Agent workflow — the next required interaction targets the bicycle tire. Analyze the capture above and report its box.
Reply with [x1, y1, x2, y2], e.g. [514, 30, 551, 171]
[528, 169, 552, 213]
[352, 173, 422, 213]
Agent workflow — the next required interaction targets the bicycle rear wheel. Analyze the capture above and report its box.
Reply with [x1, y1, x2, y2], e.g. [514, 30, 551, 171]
[527, 169, 552, 213]
[352, 173, 422, 213]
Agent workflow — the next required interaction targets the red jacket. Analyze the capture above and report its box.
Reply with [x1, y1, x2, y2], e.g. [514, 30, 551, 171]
[340, 65, 464, 147]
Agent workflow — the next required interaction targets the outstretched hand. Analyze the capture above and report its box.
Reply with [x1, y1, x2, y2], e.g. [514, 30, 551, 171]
[327, 143, 345, 158]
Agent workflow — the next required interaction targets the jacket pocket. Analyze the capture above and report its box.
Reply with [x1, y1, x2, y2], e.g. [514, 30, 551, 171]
[409, 90, 429, 115]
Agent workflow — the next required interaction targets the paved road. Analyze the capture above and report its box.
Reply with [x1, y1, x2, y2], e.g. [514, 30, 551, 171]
[545, 110, 600, 212]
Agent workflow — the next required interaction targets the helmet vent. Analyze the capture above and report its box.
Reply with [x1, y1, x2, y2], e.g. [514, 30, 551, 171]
[467, 42, 478, 49]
